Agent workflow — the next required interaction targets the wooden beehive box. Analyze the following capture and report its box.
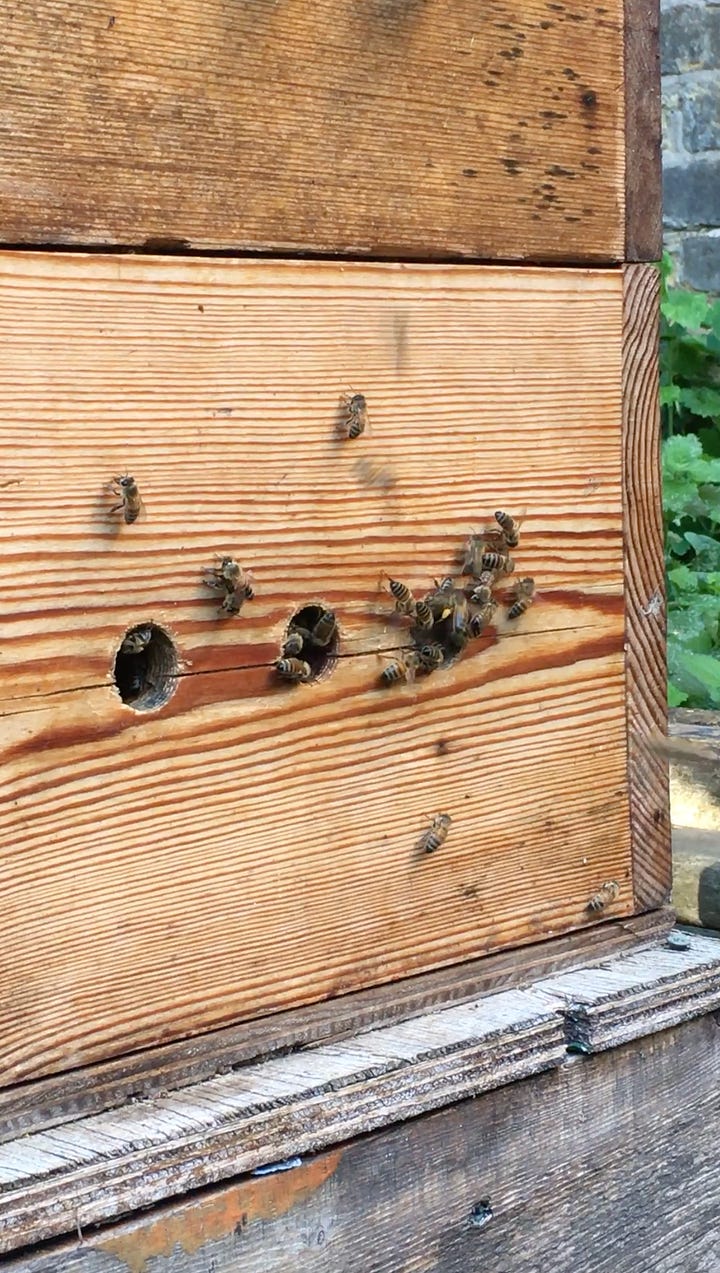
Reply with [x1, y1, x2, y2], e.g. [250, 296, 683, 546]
[0, 0, 668, 1087]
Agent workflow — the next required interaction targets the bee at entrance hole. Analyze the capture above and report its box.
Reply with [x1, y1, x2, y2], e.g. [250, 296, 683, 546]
[418, 813, 452, 855]
[275, 657, 312, 683]
[469, 601, 496, 638]
[507, 577, 536, 620]
[587, 880, 619, 913]
[469, 584, 492, 608]
[413, 597, 434, 631]
[120, 626, 153, 655]
[494, 509, 524, 549]
[418, 643, 445, 672]
[109, 474, 144, 524]
[384, 576, 416, 617]
[307, 608, 337, 648]
[282, 630, 305, 657]
[481, 550, 515, 576]
[448, 594, 470, 652]
[426, 577, 455, 621]
[381, 652, 419, 686]
[340, 391, 368, 440]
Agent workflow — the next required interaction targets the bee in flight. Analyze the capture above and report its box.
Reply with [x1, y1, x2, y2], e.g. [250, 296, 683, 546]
[381, 651, 420, 685]
[494, 509, 524, 549]
[587, 880, 619, 913]
[109, 474, 143, 524]
[119, 626, 153, 655]
[275, 657, 312, 683]
[507, 577, 535, 620]
[341, 391, 368, 440]
[418, 812, 452, 854]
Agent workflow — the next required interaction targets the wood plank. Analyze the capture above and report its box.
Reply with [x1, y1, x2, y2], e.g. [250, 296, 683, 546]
[622, 264, 671, 911]
[1, 932, 718, 1256]
[0, 254, 642, 1084]
[624, 0, 662, 260]
[0, 2, 626, 262]
[0, 910, 674, 1145]
[0, 985, 567, 1252]
[9, 1012, 719, 1273]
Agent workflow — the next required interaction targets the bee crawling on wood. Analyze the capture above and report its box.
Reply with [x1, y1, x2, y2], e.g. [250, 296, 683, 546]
[469, 600, 497, 638]
[203, 556, 254, 616]
[418, 812, 452, 855]
[494, 509, 524, 549]
[381, 651, 420, 686]
[384, 575, 417, 618]
[275, 657, 312, 683]
[587, 880, 619, 913]
[507, 577, 536, 620]
[412, 597, 435, 631]
[469, 584, 492, 608]
[340, 391, 368, 440]
[425, 577, 456, 621]
[119, 626, 153, 655]
[109, 474, 144, 524]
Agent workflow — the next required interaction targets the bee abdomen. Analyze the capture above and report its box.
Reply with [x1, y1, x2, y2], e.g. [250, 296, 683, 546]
[275, 658, 312, 682]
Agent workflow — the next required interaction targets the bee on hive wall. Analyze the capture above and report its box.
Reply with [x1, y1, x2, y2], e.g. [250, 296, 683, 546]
[507, 577, 536, 620]
[203, 556, 254, 616]
[587, 880, 619, 913]
[340, 391, 368, 440]
[494, 509, 524, 549]
[385, 576, 417, 618]
[109, 474, 144, 524]
[418, 813, 452, 854]
[481, 550, 514, 576]
[381, 652, 420, 685]
[275, 657, 312, 683]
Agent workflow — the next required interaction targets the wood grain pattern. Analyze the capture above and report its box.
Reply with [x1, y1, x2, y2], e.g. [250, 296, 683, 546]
[624, 0, 662, 260]
[0, 1, 625, 261]
[0, 253, 636, 1084]
[11, 1012, 719, 1273]
[622, 264, 671, 911]
[1, 932, 719, 1255]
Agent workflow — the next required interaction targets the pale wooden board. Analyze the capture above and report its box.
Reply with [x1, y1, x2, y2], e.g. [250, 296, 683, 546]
[0, 2, 627, 261]
[1, 932, 719, 1255]
[0, 254, 635, 1084]
[10, 1014, 718, 1273]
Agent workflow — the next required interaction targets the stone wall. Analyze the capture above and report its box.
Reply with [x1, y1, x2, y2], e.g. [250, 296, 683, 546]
[662, 0, 720, 289]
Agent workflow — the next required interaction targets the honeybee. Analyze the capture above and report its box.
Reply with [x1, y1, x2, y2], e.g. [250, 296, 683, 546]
[221, 589, 244, 616]
[494, 509, 523, 548]
[413, 598, 434, 631]
[282, 630, 305, 657]
[426, 577, 455, 620]
[448, 594, 470, 651]
[481, 551, 514, 575]
[469, 601, 496, 638]
[119, 626, 153, 655]
[469, 584, 492, 607]
[507, 577, 536, 620]
[462, 534, 486, 577]
[205, 557, 254, 599]
[386, 577, 416, 617]
[308, 608, 337, 647]
[587, 880, 619, 913]
[418, 643, 445, 672]
[275, 657, 312, 682]
[381, 651, 419, 685]
[109, 474, 143, 524]
[418, 812, 452, 855]
[341, 391, 368, 440]
[474, 568, 498, 589]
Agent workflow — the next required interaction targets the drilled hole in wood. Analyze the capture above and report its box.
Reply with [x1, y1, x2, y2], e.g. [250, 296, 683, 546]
[113, 624, 178, 711]
[282, 604, 338, 681]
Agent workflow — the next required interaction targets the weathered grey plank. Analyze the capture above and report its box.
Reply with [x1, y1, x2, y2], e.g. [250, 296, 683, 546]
[0, 909, 672, 1146]
[3, 931, 720, 1254]
[8, 1011, 720, 1273]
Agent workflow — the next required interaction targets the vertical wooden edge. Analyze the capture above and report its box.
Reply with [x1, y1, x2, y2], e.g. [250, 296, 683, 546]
[624, 0, 663, 261]
[623, 263, 671, 910]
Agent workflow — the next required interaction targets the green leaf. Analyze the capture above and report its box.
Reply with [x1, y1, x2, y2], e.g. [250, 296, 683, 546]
[662, 287, 711, 331]
[676, 650, 720, 698]
[668, 564, 698, 592]
[660, 384, 682, 408]
[678, 386, 720, 421]
[668, 682, 688, 707]
[663, 434, 702, 474]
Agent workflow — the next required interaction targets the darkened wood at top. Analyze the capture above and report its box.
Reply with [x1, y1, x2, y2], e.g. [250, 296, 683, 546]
[0, 0, 658, 262]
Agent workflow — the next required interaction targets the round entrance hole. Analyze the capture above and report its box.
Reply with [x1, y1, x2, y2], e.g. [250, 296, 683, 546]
[113, 624, 179, 711]
[281, 603, 339, 681]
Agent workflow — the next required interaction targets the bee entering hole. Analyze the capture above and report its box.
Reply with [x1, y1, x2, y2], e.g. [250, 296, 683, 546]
[113, 624, 178, 711]
[279, 604, 338, 682]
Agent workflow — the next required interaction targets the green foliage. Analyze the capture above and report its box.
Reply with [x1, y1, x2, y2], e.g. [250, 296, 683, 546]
[661, 256, 720, 707]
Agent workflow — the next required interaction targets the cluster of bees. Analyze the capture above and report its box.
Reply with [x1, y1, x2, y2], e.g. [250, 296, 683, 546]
[275, 607, 338, 683]
[381, 510, 536, 687]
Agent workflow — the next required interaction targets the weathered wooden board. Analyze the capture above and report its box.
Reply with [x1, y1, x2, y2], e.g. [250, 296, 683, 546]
[0, 254, 654, 1085]
[0, 910, 673, 1145]
[0, 0, 651, 262]
[1, 932, 718, 1255]
[10, 1011, 718, 1273]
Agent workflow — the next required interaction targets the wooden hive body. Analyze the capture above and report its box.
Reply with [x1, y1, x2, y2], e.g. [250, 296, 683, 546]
[0, 0, 668, 1087]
